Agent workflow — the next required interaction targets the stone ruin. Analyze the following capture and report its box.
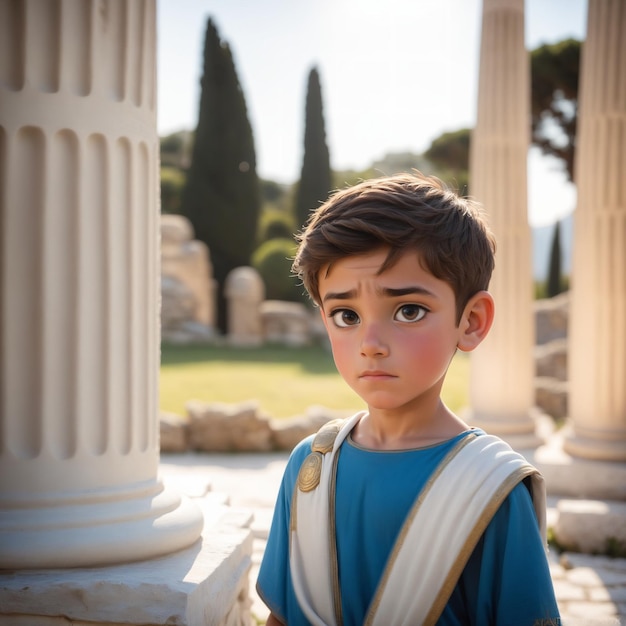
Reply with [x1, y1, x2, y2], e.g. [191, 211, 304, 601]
[224, 267, 265, 347]
[160, 215, 317, 347]
[260, 300, 315, 347]
[161, 214, 216, 343]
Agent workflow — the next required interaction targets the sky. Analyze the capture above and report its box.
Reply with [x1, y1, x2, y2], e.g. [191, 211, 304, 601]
[156, 0, 587, 227]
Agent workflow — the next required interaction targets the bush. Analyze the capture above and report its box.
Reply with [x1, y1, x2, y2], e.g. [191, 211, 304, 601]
[257, 209, 296, 244]
[160, 166, 186, 214]
[251, 238, 305, 302]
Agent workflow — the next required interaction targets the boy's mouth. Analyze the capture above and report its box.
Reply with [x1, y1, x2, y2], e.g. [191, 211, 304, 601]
[359, 370, 395, 379]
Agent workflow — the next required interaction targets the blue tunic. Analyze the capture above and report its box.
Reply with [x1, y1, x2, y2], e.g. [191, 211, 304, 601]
[257, 428, 560, 625]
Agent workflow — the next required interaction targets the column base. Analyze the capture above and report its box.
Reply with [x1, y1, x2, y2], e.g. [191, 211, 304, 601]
[530, 427, 626, 501]
[518, 428, 626, 557]
[0, 477, 204, 569]
[563, 425, 626, 462]
[0, 493, 254, 626]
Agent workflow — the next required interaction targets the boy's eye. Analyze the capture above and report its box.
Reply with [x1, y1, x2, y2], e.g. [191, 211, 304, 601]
[394, 304, 427, 323]
[330, 309, 360, 328]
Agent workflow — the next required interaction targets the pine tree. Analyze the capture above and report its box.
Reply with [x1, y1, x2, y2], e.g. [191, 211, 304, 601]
[531, 39, 580, 181]
[295, 67, 332, 231]
[546, 221, 563, 297]
[181, 18, 261, 333]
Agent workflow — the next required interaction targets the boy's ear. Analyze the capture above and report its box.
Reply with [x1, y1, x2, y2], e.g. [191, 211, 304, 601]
[456, 291, 494, 352]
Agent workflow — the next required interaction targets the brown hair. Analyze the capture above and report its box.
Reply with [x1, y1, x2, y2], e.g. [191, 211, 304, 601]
[292, 172, 496, 322]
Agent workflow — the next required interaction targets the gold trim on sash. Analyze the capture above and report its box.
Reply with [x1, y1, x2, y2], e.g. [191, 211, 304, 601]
[290, 485, 298, 532]
[329, 446, 343, 626]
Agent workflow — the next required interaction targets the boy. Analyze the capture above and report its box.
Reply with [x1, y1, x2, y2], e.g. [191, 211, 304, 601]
[257, 173, 560, 625]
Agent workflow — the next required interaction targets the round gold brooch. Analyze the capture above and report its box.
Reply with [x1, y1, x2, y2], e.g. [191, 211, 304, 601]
[297, 452, 323, 492]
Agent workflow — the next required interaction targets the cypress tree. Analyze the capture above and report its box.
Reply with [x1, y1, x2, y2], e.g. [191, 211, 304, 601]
[295, 67, 332, 231]
[546, 220, 563, 297]
[181, 18, 261, 333]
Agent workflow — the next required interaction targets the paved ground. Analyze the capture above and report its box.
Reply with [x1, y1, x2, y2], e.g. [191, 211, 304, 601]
[160, 451, 626, 626]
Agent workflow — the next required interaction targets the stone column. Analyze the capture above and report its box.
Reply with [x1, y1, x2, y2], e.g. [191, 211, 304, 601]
[466, 0, 542, 448]
[0, 0, 203, 567]
[564, 0, 626, 461]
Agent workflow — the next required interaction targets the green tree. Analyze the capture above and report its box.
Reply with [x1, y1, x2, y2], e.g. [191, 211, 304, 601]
[532, 39, 579, 295]
[160, 166, 186, 214]
[546, 220, 564, 297]
[180, 18, 261, 333]
[260, 178, 293, 214]
[294, 67, 332, 231]
[251, 238, 303, 303]
[420, 38, 580, 192]
[161, 132, 183, 164]
[423, 128, 471, 194]
[531, 38, 580, 181]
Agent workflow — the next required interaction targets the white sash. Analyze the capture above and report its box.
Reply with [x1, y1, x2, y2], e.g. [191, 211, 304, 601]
[289, 414, 546, 626]
[289, 411, 364, 626]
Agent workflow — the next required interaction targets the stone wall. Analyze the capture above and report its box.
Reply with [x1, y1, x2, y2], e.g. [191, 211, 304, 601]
[534, 293, 569, 420]
[161, 403, 353, 454]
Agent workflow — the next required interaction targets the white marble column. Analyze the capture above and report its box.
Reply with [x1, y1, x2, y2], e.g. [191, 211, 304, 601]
[466, 0, 542, 449]
[0, 0, 203, 567]
[564, 0, 626, 462]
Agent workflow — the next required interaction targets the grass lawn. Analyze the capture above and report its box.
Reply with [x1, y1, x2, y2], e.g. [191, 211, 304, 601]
[160, 343, 470, 420]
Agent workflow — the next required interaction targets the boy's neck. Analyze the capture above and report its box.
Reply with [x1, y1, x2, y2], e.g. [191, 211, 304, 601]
[351, 401, 469, 451]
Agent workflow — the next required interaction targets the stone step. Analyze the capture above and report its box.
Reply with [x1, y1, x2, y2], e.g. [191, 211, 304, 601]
[554, 499, 626, 556]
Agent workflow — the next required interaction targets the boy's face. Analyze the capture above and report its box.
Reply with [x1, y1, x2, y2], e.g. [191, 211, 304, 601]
[318, 248, 463, 419]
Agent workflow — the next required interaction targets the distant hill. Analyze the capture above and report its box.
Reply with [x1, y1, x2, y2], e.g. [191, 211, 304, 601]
[532, 212, 574, 281]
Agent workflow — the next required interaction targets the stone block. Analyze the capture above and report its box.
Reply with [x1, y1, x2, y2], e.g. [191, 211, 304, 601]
[270, 413, 331, 451]
[187, 401, 273, 452]
[554, 499, 626, 556]
[160, 413, 189, 453]
[164, 321, 216, 345]
[161, 214, 194, 248]
[161, 215, 215, 331]
[260, 300, 312, 347]
[534, 376, 569, 419]
[162, 275, 196, 328]
[270, 405, 356, 450]
[535, 293, 569, 345]
[535, 338, 568, 380]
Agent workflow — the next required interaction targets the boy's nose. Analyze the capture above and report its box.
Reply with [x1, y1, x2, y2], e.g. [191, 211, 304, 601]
[360, 324, 390, 357]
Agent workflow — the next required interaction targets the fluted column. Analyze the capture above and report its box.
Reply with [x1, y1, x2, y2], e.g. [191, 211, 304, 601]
[0, 0, 203, 567]
[564, 0, 626, 461]
[466, 0, 542, 448]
